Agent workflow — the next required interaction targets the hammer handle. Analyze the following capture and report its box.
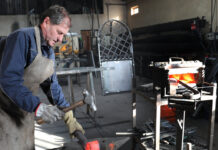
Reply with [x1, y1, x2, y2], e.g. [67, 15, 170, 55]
[36, 99, 85, 124]
[62, 100, 85, 112]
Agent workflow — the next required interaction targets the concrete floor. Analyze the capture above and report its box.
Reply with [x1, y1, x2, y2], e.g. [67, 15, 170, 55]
[34, 74, 218, 150]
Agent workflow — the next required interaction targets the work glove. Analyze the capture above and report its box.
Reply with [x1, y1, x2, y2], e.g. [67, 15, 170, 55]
[64, 110, 85, 138]
[35, 103, 64, 124]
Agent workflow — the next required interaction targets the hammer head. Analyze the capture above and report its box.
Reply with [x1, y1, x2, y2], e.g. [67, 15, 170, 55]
[82, 89, 97, 111]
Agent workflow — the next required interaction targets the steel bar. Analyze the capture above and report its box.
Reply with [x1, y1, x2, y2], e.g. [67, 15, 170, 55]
[176, 110, 186, 150]
[56, 67, 113, 75]
[132, 77, 137, 128]
[187, 143, 192, 150]
[208, 83, 217, 150]
[67, 75, 74, 105]
[178, 80, 199, 95]
[87, 72, 96, 116]
[155, 87, 161, 150]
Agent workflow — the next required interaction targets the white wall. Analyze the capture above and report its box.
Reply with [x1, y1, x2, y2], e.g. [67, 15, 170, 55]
[127, 0, 212, 30]
[69, 0, 127, 34]
[0, 15, 28, 36]
[0, 0, 127, 36]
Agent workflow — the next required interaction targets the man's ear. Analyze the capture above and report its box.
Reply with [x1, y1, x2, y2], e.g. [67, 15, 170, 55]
[43, 17, 50, 25]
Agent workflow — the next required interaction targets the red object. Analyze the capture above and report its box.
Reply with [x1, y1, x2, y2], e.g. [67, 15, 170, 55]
[191, 23, 197, 30]
[35, 102, 42, 116]
[161, 105, 176, 122]
[85, 140, 100, 150]
[109, 143, 115, 150]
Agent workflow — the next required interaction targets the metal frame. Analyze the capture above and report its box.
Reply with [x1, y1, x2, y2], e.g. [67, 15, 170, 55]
[98, 19, 135, 95]
[168, 83, 217, 150]
[56, 67, 113, 113]
[208, 83, 217, 150]
[154, 88, 168, 150]
[133, 83, 217, 150]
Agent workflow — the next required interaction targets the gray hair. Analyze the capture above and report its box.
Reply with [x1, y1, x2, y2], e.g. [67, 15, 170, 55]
[39, 5, 71, 27]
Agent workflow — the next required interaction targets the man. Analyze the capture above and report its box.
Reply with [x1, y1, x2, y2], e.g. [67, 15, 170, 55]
[0, 5, 85, 150]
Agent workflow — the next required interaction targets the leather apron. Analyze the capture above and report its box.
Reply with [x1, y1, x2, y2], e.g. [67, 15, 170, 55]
[0, 26, 54, 150]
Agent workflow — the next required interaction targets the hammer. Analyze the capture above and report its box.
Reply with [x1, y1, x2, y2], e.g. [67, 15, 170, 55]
[61, 89, 97, 112]
[36, 89, 97, 124]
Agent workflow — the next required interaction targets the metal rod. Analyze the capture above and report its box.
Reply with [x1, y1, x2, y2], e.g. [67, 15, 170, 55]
[56, 67, 113, 75]
[90, 51, 97, 78]
[155, 87, 161, 150]
[178, 80, 199, 94]
[67, 75, 74, 105]
[89, 72, 96, 109]
[187, 143, 192, 150]
[176, 110, 186, 150]
[86, 72, 96, 117]
[132, 77, 136, 128]
[208, 83, 217, 150]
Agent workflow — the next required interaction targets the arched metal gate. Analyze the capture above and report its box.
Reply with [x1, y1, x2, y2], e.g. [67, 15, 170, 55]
[98, 19, 134, 95]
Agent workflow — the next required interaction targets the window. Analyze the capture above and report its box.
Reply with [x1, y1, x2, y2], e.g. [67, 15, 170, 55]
[131, 5, 139, 16]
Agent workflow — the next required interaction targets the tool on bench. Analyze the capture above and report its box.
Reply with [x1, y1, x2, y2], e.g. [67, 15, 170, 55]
[36, 89, 97, 124]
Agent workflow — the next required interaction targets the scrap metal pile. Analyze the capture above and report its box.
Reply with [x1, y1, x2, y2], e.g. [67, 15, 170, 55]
[133, 120, 207, 150]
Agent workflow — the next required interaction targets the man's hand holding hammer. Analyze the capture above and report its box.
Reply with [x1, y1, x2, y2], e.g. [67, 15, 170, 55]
[36, 89, 97, 124]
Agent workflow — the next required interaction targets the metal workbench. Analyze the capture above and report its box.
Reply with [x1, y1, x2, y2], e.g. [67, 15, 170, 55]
[56, 67, 113, 113]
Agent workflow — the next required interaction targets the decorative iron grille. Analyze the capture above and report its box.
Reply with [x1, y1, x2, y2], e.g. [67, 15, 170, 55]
[98, 19, 133, 62]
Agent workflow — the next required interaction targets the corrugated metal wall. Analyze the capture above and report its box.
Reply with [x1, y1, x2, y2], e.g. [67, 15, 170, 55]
[0, 0, 26, 15]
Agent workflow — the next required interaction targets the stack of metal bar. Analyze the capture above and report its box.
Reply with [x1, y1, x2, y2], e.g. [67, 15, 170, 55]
[136, 120, 207, 150]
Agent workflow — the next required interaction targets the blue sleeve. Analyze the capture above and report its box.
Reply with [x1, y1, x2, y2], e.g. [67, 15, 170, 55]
[0, 31, 40, 112]
[50, 72, 70, 107]
[46, 49, 70, 108]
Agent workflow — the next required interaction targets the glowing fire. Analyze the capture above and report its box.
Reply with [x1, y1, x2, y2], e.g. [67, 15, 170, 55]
[169, 73, 198, 83]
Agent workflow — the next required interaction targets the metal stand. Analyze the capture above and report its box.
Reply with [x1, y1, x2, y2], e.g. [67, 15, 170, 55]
[208, 83, 217, 150]
[168, 83, 217, 150]
[131, 83, 217, 150]
[176, 110, 186, 150]
[155, 87, 161, 150]
[154, 87, 168, 150]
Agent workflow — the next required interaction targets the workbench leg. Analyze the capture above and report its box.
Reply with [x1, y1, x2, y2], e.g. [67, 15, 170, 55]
[132, 77, 136, 128]
[87, 72, 96, 116]
[208, 83, 217, 150]
[176, 110, 186, 150]
[155, 89, 161, 150]
[68, 75, 74, 105]
[76, 60, 81, 86]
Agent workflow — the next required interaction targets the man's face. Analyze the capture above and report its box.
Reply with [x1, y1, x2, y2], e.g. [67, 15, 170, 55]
[43, 17, 70, 47]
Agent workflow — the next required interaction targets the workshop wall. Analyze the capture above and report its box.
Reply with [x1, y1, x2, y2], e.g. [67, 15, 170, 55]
[0, 15, 28, 36]
[127, 0, 211, 30]
[0, 0, 126, 36]
[69, 0, 127, 34]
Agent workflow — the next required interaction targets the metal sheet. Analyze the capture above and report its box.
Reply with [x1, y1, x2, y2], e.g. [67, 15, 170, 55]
[98, 20, 134, 95]
[101, 60, 132, 95]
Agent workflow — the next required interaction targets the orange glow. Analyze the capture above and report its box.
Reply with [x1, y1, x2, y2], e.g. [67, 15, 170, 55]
[169, 73, 198, 83]
[60, 45, 67, 52]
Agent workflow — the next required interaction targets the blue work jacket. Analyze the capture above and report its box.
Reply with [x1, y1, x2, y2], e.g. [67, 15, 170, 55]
[0, 27, 70, 112]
